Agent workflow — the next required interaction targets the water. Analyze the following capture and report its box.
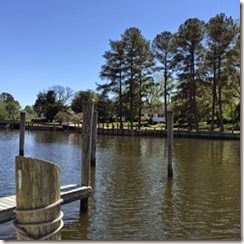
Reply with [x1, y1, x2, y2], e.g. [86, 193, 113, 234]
[0, 130, 240, 240]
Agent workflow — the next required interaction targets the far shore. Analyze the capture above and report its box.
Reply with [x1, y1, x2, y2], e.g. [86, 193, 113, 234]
[0, 120, 240, 140]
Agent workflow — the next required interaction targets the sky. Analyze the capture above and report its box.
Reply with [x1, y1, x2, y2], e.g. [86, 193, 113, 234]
[0, 0, 240, 108]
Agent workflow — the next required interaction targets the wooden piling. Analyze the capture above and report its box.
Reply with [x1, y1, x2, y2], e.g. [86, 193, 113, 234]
[14, 156, 62, 240]
[80, 102, 94, 212]
[91, 111, 98, 166]
[19, 112, 26, 156]
[167, 110, 173, 178]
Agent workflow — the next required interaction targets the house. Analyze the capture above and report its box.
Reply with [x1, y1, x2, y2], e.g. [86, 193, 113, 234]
[141, 105, 172, 124]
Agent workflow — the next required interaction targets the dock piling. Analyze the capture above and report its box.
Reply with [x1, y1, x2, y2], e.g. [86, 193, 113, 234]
[167, 110, 173, 178]
[80, 102, 94, 212]
[14, 156, 63, 240]
[91, 111, 98, 166]
[19, 112, 26, 156]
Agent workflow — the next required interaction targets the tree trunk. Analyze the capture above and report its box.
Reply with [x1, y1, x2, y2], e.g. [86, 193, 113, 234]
[188, 89, 193, 131]
[129, 59, 134, 129]
[130, 79, 134, 129]
[164, 66, 168, 130]
[211, 59, 217, 131]
[217, 58, 224, 132]
[192, 82, 199, 132]
[218, 86, 224, 132]
[191, 52, 199, 132]
[138, 96, 141, 130]
[138, 74, 142, 129]
[138, 106, 141, 129]
[119, 72, 123, 129]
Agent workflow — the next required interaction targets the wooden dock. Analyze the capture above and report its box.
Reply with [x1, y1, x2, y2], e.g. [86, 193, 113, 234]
[0, 184, 92, 224]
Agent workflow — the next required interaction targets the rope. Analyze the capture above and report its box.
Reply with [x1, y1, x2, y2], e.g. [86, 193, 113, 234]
[12, 218, 64, 240]
[39, 219, 64, 240]
[12, 198, 64, 240]
[13, 211, 64, 227]
[14, 198, 63, 214]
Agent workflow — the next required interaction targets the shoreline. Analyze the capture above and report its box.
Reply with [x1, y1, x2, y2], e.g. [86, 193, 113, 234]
[0, 120, 240, 140]
[97, 128, 240, 140]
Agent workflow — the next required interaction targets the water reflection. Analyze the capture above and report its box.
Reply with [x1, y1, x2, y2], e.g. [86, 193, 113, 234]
[0, 131, 240, 240]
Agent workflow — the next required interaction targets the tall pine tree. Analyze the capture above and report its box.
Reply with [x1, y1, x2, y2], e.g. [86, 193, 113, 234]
[205, 13, 239, 131]
[152, 31, 176, 128]
[98, 40, 126, 129]
[174, 18, 205, 131]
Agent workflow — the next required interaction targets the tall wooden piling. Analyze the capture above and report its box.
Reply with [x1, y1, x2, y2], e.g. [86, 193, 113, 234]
[167, 110, 173, 178]
[91, 111, 98, 166]
[14, 156, 63, 240]
[80, 102, 94, 212]
[19, 112, 26, 156]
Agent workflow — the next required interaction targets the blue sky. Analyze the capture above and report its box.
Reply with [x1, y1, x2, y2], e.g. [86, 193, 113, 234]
[0, 0, 240, 108]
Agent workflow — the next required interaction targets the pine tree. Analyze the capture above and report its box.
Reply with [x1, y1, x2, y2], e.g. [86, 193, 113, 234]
[205, 13, 239, 132]
[152, 31, 176, 128]
[98, 40, 126, 129]
[122, 27, 154, 128]
[174, 18, 205, 131]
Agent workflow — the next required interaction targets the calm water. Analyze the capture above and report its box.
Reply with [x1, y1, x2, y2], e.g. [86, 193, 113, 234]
[0, 130, 240, 240]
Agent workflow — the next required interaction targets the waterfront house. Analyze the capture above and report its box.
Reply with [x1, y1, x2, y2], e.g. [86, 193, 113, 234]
[141, 105, 171, 124]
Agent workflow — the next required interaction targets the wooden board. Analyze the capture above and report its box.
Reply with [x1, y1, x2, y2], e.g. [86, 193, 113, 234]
[0, 184, 92, 224]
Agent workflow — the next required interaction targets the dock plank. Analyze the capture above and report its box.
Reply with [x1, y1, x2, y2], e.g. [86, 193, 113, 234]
[0, 184, 92, 224]
[0, 197, 16, 206]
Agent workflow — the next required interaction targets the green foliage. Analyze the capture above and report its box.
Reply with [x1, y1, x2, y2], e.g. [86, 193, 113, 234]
[23, 105, 38, 121]
[0, 92, 20, 120]
[96, 92, 114, 122]
[98, 27, 155, 128]
[205, 13, 239, 132]
[71, 90, 97, 113]
[173, 18, 205, 131]
[122, 27, 155, 127]
[0, 103, 8, 120]
[98, 40, 126, 128]
[33, 86, 73, 122]
[0, 92, 15, 103]
[152, 32, 176, 127]
[34, 90, 59, 122]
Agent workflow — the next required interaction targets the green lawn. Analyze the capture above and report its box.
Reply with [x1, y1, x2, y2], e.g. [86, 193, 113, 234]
[98, 121, 240, 134]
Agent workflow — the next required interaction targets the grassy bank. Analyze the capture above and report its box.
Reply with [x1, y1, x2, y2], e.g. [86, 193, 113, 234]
[98, 122, 240, 135]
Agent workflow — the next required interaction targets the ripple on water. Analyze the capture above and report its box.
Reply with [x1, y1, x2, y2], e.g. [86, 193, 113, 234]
[0, 132, 240, 241]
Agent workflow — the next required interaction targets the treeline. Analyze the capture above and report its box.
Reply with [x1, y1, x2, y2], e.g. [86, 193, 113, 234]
[97, 13, 240, 132]
[0, 13, 240, 132]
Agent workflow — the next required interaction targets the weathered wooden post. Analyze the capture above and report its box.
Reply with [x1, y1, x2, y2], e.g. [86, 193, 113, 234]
[80, 102, 94, 212]
[167, 110, 173, 178]
[91, 111, 98, 166]
[13, 156, 63, 240]
[19, 112, 26, 156]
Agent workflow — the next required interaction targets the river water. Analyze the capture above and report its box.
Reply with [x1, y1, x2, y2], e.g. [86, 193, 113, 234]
[0, 130, 240, 240]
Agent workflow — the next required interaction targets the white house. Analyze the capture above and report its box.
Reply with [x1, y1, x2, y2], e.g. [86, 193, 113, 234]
[141, 105, 172, 124]
[151, 113, 165, 124]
